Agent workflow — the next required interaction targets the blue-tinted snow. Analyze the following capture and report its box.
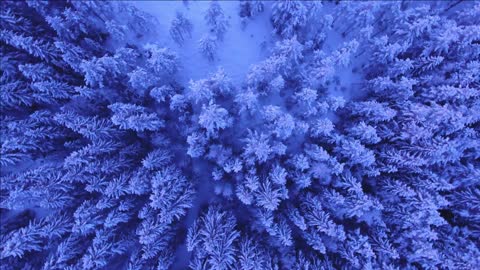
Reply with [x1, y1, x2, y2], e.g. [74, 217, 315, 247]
[133, 1, 274, 87]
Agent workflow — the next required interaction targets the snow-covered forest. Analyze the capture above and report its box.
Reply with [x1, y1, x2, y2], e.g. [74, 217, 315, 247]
[1, 1, 479, 269]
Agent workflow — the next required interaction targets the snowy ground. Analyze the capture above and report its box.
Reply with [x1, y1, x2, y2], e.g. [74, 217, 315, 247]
[132, 1, 274, 87]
